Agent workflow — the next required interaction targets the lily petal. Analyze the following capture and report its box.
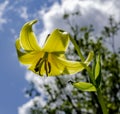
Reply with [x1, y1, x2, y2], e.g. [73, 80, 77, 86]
[43, 29, 69, 52]
[47, 51, 94, 75]
[50, 55, 84, 75]
[28, 51, 94, 76]
[20, 20, 41, 51]
[15, 39, 43, 65]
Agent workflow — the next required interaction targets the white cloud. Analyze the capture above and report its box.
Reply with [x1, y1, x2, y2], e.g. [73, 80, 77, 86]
[19, 71, 71, 114]
[0, 1, 9, 29]
[18, 96, 46, 114]
[25, 71, 58, 96]
[18, 6, 29, 20]
[37, 0, 120, 45]
[8, 2, 29, 21]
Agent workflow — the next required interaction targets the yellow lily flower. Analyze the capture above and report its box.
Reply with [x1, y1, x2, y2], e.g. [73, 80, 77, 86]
[15, 20, 94, 76]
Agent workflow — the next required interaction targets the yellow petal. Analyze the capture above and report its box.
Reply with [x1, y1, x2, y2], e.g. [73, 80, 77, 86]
[48, 51, 94, 75]
[20, 20, 41, 51]
[43, 29, 69, 52]
[15, 39, 43, 65]
[50, 55, 84, 75]
[28, 51, 93, 76]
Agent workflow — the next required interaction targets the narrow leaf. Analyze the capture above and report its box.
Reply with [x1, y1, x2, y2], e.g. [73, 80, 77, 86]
[95, 55, 101, 79]
[73, 82, 96, 92]
[94, 55, 102, 88]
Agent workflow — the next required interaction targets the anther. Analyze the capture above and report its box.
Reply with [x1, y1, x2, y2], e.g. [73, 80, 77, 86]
[34, 58, 43, 74]
[34, 67, 39, 72]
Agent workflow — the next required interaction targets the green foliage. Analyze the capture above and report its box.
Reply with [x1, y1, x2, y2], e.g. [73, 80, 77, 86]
[25, 15, 120, 114]
[93, 55, 101, 88]
[94, 55, 101, 80]
[71, 16, 120, 114]
[73, 82, 96, 92]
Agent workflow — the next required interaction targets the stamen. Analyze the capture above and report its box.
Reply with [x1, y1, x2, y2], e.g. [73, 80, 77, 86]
[34, 52, 50, 76]
[39, 70, 42, 76]
[34, 67, 39, 72]
[48, 61, 51, 73]
[44, 60, 48, 76]
[34, 58, 42, 72]
[34, 58, 44, 76]
[38, 60, 44, 76]
[44, 60, 51, 76]
[36, 58, 42, 67]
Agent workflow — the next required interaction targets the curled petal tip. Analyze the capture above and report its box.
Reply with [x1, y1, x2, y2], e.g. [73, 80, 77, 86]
[29, 19, 38, 25]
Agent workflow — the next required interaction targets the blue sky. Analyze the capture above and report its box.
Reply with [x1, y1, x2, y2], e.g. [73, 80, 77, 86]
[0, 0, 60, 114]
[0, 0, 120, 114]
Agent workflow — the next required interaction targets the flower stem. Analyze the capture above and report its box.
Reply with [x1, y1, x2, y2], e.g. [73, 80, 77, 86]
[85, 65, 108, 114]
[70, 35, 108, 114]
[97, 88, 108, 114]
[69, 34, 85, 62]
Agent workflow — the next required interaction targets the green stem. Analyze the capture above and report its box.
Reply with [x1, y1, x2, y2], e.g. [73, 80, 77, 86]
[97, 88, 108, 114]
[70, 35, 108, 114]
[84, 65, 96, 85]
[86, 65, 108, 114]
[69, 34, 85, 62]
[85, 66, 108, 114]
[69, 34, 96, 85]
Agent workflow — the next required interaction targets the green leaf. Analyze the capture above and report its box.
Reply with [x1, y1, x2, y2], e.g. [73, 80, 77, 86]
[93, 55, 101, 88]
[95, 55, 101, 79]
[73, 82, 96, 92]
[84, 32, 89, 40]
